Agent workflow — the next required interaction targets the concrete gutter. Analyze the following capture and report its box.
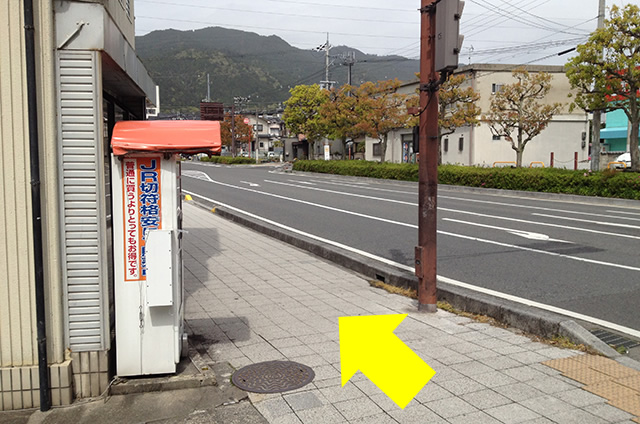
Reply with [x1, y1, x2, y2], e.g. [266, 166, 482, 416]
[189, 193, 640, 370]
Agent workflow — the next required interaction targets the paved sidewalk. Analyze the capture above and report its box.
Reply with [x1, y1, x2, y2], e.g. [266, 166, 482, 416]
[181, 203, 640, 424]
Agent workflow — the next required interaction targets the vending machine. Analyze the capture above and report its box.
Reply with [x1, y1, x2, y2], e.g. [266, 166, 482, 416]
[110, 120, 221, 376]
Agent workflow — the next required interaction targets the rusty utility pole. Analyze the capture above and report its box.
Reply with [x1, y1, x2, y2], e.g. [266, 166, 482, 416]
[416, 0, 439, 313]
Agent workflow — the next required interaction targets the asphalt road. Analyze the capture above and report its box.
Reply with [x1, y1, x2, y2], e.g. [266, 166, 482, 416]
[181, 161, 640, 336]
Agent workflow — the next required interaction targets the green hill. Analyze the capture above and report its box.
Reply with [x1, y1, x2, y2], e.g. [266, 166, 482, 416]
[135, 27, 419, 113]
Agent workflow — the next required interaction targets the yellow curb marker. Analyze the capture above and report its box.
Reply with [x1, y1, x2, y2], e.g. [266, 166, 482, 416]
[184, 194, 193, 201]
[339, 314, 435, 409]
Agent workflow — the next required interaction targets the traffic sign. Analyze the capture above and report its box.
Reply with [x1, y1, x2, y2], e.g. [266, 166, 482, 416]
[243, 118, 250, 124]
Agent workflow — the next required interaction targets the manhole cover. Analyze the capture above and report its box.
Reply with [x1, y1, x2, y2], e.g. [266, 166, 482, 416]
[231, 361, 315, 393]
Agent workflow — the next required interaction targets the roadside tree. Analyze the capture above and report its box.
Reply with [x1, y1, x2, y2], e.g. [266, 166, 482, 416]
[283, 84, 328, 159]
[319, 85, 363, 156]
[408, 74, 481, 164]
[353, 79, 410, 162]
[220, 113, 253, 153]
[565, 4, 640, 172]
[483, 68, 563, 167]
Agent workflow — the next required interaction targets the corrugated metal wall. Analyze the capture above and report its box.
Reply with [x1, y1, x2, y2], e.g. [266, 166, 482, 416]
[0, 1, 38, 368]
[57, 50, 109, 352]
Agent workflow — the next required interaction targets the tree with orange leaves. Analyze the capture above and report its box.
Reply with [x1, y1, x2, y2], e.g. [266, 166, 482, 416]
[352, 79, 410, 162]
[220, 113, 253, 153]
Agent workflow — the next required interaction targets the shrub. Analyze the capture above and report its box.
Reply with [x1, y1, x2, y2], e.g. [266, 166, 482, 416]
[291, 161, 640, 200]
[199, 156, 256, 165]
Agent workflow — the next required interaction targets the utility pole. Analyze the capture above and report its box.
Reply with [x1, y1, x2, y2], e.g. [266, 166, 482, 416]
[416, 0, 439, 313]
[342, 52, 356, 86]
[255, 108, 259, 164]
[231, 104, 236, 157]
[315, 34, 333, 89]
[325, 33, 330, 87]
[206, 73, 211, 102]
[591, 0, 606, 172]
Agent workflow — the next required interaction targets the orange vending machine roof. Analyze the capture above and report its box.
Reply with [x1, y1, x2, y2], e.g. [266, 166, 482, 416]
[111, 120, 222, 156]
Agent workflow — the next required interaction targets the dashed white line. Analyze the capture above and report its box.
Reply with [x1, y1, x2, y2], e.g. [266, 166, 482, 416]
[183, 189, 640, 340]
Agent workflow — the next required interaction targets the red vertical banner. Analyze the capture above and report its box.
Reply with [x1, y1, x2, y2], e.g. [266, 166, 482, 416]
[122, 157, 162, 281]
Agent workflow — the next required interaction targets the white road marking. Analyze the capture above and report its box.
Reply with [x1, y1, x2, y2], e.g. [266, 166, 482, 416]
[532, 213, 640, 230]
[288, 180, 316, 185]
[182, 170, 214, 182]
[185, 175, 417, 228]
[264, 179, 415, 206]
[183, 189, 640, 340]
[443, 218, 573, 243]
[308, 179, 416, 195]
[183, 162, 221, 167]
[240, 181, 261, 187]
[183, 176, 639, 273]
[441, 195, 640, 222]
[439, 230, 640, 272]
[441, 208, 640, 240]
[607, 210, 640, 216]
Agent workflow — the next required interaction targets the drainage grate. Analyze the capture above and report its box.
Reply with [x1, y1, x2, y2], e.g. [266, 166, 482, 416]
[590, 329, 640, 350]
[232, 361, 315, 394]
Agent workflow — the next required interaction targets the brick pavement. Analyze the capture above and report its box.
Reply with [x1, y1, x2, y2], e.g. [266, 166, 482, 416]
[182, 202, 639, 424]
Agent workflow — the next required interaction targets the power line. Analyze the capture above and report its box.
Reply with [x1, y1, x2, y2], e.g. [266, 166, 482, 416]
[482, 16, 596, 63]
[466, 0, 587, 37]
[135, 0, 416, 25]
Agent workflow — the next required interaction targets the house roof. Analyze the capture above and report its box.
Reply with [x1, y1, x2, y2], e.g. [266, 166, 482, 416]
[111, 120, 222, 156]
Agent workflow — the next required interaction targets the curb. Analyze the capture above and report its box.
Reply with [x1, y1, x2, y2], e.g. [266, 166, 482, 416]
[188, 196, 639, 370]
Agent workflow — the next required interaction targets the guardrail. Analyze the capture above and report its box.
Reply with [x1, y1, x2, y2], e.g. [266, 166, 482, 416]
[607, 161, 627, 169]
[492, 161, 517, 167]
[529, 161, 545, 168]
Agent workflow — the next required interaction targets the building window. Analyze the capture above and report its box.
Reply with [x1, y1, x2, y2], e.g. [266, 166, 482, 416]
[253, 124, 263, 131]
[259, 142, 264, 148]
[372, 142, 382, 157]
[458, 137, 464, 151]
[443, 138, 449, 153]
[492, 83, 504, 94]
[492, 134, 501, 141]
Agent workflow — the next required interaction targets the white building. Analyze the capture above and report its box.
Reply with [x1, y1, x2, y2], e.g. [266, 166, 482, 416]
[365, 64, 590, 169]
[1, 0, 156, 410]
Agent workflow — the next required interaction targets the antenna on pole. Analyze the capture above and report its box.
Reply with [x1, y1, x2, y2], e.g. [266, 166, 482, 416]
[314, 34, 334, 89]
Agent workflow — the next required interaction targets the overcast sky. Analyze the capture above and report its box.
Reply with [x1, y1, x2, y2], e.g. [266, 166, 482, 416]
[134, 0, 638, 66]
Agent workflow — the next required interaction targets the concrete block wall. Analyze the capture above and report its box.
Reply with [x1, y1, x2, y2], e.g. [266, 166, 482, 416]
[71, 351, 110, 399]
[0, 361, 72, 411]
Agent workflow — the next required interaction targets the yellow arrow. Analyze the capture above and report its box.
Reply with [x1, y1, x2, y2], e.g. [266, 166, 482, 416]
[339, 314, 435, 409]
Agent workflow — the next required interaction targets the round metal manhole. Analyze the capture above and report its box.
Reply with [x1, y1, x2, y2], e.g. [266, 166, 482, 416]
[231, 361, 315, 393]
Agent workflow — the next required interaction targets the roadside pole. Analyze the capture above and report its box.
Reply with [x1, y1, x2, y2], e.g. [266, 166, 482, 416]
[231, 104, 236, 157]
[591, 0, 606, 172]
[255, 108, 259, 164]
[416, 0, 439, 312]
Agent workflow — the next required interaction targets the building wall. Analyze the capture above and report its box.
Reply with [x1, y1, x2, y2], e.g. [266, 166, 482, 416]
[379, 66, 589, 168]
[1, 0, 70, 411]
[104, 0, 135, 48]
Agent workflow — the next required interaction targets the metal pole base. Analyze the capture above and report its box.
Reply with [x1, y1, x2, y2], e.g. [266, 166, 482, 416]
[418, 303, 437, 313]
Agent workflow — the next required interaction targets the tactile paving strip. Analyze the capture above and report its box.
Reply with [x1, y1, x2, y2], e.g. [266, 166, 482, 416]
[608, 394, 640, 417]
[232, 360, 315, 393]
[584, 380, 638, 400]
[544, 354, 640, 422]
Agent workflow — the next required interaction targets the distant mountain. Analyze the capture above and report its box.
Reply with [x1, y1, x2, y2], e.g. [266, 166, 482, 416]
[135, 27, 419, 112]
